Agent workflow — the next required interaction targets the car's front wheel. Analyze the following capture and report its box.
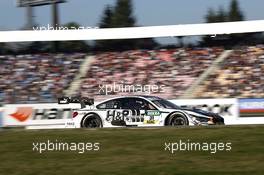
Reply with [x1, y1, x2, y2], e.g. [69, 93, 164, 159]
[166, 112, 189, 126]
[81, 114, 102, 128]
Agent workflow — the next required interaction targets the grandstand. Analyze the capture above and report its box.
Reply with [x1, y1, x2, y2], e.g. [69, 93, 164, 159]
[195, 45, 264, 98]
[76, 47, 224, 100]
[1, 45, 263, 104]
[0, 53, 85, 104]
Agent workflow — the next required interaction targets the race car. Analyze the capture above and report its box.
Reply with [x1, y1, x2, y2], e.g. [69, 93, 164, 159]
[59, 95, 224, 128]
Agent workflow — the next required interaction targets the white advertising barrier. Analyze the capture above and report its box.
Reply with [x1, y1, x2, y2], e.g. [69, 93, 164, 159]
[236, 98, 264, 124]
[2, 103, 82, 129]
[169, 99, 239, 125]
[0, 107, 3, 127]
[2, 20, 264, 42]
[170, 98, 264, 125]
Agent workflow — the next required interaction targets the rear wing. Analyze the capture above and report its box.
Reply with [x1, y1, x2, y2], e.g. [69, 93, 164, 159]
[58, 97, 94, 109]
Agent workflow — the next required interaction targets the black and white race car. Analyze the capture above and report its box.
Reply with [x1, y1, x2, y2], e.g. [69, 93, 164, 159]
[60, 95, 224, 128]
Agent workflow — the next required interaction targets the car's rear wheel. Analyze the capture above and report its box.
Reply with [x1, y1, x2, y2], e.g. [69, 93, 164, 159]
[81, 114, 102, 128]
[166, 112, 189, 126]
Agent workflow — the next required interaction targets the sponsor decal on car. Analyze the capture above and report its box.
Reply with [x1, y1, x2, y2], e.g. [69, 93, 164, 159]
[145, 110, 161, 116]
[143, 116, 158, 124]
[106, 109, 145, 122]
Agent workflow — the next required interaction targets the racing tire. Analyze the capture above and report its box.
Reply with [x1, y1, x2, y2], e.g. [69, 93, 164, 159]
[81, 113, 102, 128]
[166, 112, 189, 126]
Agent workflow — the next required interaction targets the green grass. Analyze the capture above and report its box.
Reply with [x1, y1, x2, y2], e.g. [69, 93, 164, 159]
[0, 125, 264, 175]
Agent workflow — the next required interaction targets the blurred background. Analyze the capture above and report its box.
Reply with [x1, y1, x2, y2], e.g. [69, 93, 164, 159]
[0, 0, 264, 104]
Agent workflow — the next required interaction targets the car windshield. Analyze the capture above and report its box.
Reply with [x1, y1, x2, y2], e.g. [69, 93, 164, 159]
[152, 99, 181, 109]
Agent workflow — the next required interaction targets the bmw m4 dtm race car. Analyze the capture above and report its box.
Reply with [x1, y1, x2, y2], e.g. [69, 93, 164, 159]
[58, 95, 224, 128]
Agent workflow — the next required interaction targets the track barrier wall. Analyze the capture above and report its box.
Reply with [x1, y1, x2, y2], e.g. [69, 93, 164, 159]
[1, 98, 264, 128]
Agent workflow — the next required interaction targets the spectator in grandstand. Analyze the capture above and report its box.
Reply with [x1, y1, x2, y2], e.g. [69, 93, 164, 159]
[0, 53, 85, 104]
[196, 45, 264, 98]
[78, 47, 223, 100]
